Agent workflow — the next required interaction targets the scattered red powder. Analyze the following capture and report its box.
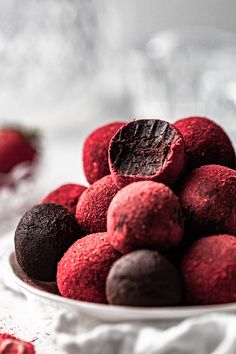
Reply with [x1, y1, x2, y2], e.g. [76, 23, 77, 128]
[41, 183, 87, 215]
[0, 333, 35, 354]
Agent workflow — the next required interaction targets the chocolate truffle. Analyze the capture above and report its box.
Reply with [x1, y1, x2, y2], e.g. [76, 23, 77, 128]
[178, 164, 236, 238]
[107, 181, 184, 254]
[181, 235, 236, 305]
[57, 233, 120, 303]
[41, 183, 87, 215]
[76, 175, 119, 234]
[109, 119, 185, 188]
[15, 203, 81, 281]
[83, 121, 125, 184]
[174, 116, 235, 170]
[106, 250, 182, 306]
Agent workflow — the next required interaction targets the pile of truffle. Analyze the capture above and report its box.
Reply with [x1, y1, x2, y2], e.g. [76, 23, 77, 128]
[14, 117, 236, 307]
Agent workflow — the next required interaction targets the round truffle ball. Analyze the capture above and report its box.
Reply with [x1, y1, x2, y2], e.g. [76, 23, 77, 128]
[174, 116, 235, 170]
[76, 175, 119, 234]
[109, 119, 185, 188]
[41, 183, 87, 215]
[178, 164, 236, 238]
[57, 233, 120, 303]
[181, 235, 236, 305]
[83, 121, 125, 184]
[106, 250, 182, 306]
[15, 203, 81, 281]
[107, 181, 184, 254]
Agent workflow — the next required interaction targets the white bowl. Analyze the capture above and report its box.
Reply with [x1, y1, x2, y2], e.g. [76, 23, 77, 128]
[7, 252, 236, 323]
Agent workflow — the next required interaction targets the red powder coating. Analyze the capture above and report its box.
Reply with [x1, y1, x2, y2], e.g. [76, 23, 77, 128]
[41, 183, 87, 215]
[174, 116, 235, 170]
[57, 232, 120, 303]
[0, 129, 37, 174]
[181, 235, 236, 305]
[75, 175, 119, 234]
[108, 119, 186, 189]
[83, 122, 125, 184]
[107, 181, 184, 254]
[0, 333, 35, 354]
[178, 164, 236, 238]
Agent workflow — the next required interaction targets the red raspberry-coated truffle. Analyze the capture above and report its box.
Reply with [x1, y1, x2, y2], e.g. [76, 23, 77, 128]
[109, 119, 186, 188]
[181, 235, 236, 305]
[76, 175, 119, 234]
[107, 181, 184, 254]
[41, 183, 87, 215]
[0, 128, 38, 174]
[57, 233, 120, 303]
[83, 121, 125, 184]
[0, 333, 35, 353]
[178, 165, 236, 238]
[174, 116, 235, 170]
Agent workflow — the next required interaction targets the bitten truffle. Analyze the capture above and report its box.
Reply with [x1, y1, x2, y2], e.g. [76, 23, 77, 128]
[174, 116, 235, 170]
[0, 334, 35, 354]
[76, 175, 119, 234]
[57, 233, 120, 303]
[178, 164, 236, 238]
[106, 250, 182, 306]
[83, 121, 125, 184]
[109, 119, 185, 188]
[107, 181, 184, 254]
[182, 235, 236, 305]
[15, 203, 81, 281]
[41, 183, 87, 215]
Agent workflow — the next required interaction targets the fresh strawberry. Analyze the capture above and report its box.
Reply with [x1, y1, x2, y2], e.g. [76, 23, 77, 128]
[0, 333, 35, 354]
[0, 127, 38, 174]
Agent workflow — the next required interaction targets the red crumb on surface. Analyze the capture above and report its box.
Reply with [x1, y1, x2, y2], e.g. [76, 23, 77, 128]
[0, 129, 37, 174]
[174, 116, 235, 170]
[83, 122, 125, 184]
[41, 183, 87, 215]
[181, 235, 236, 305]
[107, 181, 184, 254]
[178, 164, 236, 238]
[0, 333, 35, 353]
[57, 233, 120, 303]
[75, 175, 119, 234]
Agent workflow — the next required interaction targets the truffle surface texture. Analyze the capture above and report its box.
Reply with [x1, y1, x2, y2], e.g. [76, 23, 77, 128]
[57, 232, 120, 303]
[41, 183, 87, 215]
[181, 235, 236, 305]
[174, 116, 235, 170]
[109, 119, 185, 188]
[76, 175, 119, 234]
[83, 121, 125, 184]
[15, 203, 81, 281]
[107, 181, 184, 254]
[106, 250, 182, 306]
[178, 164, 236, 238]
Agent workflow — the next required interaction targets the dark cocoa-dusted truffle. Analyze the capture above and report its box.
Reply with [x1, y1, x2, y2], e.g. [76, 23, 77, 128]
[106, 250, 182, 306]
[41, 183, 87, 215]
[178, 164, 236, 238]
[83, 121, 125, 184]
[107, 181, 184, 254]
[174, 116, 235, 170]
[57, 233, 121, 304]
[15, 203, 81, 281]
[76, 175, 119, 234]
[181, 235, 236, 305]
[109, 119, 185, 188]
